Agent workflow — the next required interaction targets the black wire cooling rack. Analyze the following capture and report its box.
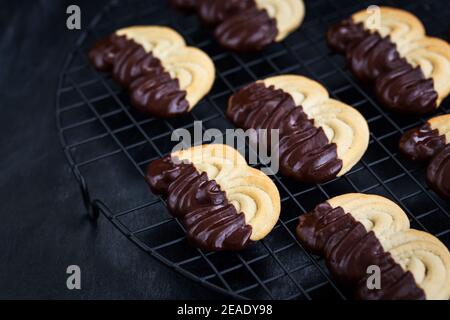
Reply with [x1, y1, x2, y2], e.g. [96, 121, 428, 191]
[56, 0, 450, 299]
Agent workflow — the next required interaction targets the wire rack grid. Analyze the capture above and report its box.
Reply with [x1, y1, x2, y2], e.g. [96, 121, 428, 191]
[56, 0, 450, 300]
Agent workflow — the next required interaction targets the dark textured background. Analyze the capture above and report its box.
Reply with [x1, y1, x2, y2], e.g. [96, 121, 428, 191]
[0, 0, 224, 299]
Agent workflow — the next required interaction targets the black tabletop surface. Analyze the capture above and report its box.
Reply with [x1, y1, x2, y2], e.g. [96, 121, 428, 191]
[0, 0, 224, 299]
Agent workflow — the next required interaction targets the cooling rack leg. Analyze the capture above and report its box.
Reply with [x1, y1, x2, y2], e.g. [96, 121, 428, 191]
[72, 167, 99, 220]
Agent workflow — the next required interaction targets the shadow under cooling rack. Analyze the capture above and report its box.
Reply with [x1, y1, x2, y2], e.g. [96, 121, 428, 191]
[56, 0, 450, 299]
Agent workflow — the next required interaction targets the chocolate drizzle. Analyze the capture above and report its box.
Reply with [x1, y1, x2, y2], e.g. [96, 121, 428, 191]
[146, 156, 252, 251]
[399, 123, 446, 162]
[227, 82, 343, 183]
[346, 34, 407, 83]
[327, 19, 370, 53]
[427, 144, 450, 201]
[375, 65, 437, 114]
[197, 0, 256, 26]
[296, 202, 426, 300]
[327, 19, 438, 114]
[171, 0, 278, 52]
[89, 34, 189, 118]
[214, 8, 278, 52]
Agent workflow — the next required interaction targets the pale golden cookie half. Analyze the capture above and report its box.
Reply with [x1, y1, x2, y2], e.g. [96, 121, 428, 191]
[255, 0, 305, 41]
[429, 114, 450, 142]
[328, 193, 410, 239]
[382, 229, 450, 300]
[352, 7, 425, 52]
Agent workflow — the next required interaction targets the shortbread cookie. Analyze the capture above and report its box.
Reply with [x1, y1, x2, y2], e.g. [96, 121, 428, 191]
[172, 0, 305, 52]
[89, 26, 215, 118]
[328, 7, 450, 114]
[296, 193, 450, 300]
[399, 114, 450, 201]
[227, 75, 369, 184]
[146, 144, 281, 251]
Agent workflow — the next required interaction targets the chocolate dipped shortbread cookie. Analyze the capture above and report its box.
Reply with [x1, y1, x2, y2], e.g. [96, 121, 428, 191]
[227, 75, 369, 184]
[89, 26, 215, 118]
[328, 7, 450, 114]
[171, 0, 305, 52]
[400, 114, 450, 201]
[296, 193, 450, 300]
[146, 144, 281, 251]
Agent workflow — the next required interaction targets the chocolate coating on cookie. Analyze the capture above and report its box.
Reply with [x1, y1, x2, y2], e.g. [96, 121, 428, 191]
[89, 34, 189, 118]
[327, 19, 370, 53]
[171, 0, 280, 52]
[427, 144, 450, 201]
[214, 8, 278, 52]
[146, 156, 252, 251]
[375, 65, 437, 114]
[296, 202, 426, 299]
[227, 83, 342, 183]
[399, 123, 446, 162]
[197, 0, 256, 26]
[327, 19, 438, 114]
